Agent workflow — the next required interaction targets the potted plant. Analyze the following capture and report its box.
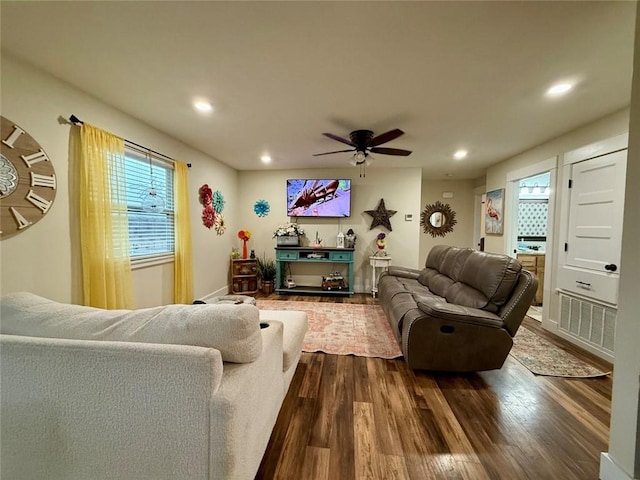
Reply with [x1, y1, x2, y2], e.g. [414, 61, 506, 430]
[257, 254, 277, 294]
[273, 222, 304, 246]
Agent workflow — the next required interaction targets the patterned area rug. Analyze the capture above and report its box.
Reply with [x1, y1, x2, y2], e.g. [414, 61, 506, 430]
[511, 324, 611, 378]
[256, 300, 403, 359]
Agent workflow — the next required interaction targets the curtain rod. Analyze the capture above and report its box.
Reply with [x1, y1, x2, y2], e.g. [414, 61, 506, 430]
[68, 114, 191, 168]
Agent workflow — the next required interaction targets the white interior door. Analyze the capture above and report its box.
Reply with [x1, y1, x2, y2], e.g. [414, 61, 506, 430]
[566, 150, 627, 273]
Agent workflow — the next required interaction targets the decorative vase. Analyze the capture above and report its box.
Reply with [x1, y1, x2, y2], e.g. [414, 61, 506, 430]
[242, 241, 248, 259]
[262, 281, 274, 295]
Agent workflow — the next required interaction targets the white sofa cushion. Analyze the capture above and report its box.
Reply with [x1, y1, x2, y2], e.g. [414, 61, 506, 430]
[0, 292, 262, 363]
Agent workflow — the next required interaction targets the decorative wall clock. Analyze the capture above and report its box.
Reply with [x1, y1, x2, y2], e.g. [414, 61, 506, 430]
[1, 116, 57, 240]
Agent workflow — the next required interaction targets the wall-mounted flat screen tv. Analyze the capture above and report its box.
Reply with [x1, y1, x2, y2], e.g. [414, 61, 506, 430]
[286, 179, 351, 217]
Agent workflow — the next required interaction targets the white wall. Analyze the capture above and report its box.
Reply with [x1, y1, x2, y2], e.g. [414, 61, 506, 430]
[238, 168, 422, 293]
[419, 179, 476, 265]
[601, 4, 640, 479]
[0, 54, 238, 307]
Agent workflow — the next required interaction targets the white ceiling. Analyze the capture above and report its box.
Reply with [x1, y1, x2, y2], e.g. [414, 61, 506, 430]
[1, 1, 636, 179]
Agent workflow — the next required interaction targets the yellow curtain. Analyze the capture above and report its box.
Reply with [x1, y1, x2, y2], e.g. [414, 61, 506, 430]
[79, 124, 134, 309]
[173, 161, 194, 303]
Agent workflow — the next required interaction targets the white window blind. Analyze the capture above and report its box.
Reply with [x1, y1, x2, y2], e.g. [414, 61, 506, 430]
[123, 147, 175, 258]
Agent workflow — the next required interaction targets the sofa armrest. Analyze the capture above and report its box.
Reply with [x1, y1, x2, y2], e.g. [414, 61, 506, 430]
[498, 269, 538, 336]
[415, 296, 503, 328]
[385, 265, 422, 280]
[1, 334, 223, 480]
[209, 320, 285, 480]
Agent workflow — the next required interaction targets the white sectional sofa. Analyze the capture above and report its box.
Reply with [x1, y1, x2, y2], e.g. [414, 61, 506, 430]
[0, 292, 308, 480]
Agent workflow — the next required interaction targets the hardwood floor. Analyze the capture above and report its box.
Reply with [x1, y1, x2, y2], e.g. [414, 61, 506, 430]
[255, 293, 613, 480]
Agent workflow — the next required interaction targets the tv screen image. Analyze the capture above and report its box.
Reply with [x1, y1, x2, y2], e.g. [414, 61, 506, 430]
[287, 179, 351, 217]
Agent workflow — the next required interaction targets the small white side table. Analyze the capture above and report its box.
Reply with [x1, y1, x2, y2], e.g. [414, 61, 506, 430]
[369, 256, 392, 298]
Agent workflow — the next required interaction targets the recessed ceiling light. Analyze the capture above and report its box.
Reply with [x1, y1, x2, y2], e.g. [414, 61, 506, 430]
[453, 150, 468, 160]
[261, 155, 271, 164]
[194, 101, 213, 112]
[546, 83, 573, 97]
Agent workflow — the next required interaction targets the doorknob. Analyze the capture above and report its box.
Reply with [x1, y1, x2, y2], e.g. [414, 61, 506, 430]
[604, 264, 618, 272]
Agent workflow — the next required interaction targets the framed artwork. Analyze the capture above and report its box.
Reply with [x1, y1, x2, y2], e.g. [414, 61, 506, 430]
[485, 188, 504, 235]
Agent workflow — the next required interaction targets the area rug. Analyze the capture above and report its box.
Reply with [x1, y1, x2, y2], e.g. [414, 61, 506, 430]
[256, 300, 403, 359]
[510, 324, 611, 378]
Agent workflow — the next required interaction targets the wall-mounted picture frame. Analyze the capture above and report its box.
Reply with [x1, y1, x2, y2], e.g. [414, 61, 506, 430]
[485, 188, 504, 235]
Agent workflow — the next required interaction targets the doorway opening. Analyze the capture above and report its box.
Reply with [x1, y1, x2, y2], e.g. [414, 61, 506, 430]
[515, 172, 550, 321]
[505, 156, 557, 327]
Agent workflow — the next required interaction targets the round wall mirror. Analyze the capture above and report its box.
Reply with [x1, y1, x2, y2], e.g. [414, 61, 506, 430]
[420, 201, 457, 237]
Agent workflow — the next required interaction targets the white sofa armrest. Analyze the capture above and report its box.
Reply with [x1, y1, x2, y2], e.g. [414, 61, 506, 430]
[208, 320, 285, 479]
[1, 334, 223, 480]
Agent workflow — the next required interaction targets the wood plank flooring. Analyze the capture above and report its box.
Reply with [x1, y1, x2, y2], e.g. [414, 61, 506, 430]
[255, 293, 613, 480]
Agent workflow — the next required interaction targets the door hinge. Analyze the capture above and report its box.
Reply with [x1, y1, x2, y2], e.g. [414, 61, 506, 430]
[568, 179, 572, 188]
[564, 243, 568, 252]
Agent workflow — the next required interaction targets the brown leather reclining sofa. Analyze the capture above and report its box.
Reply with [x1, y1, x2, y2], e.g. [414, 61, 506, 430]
[378, 245, 537, 372]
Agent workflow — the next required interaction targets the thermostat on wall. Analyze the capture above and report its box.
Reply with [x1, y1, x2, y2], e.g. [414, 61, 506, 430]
[405, 214, 413, 221]
[442, 191, 454, 198]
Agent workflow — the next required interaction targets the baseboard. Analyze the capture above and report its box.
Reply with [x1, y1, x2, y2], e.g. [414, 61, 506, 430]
[600, 452, 636, 480]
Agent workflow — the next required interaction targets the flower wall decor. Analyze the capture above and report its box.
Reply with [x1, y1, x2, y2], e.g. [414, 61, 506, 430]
[214, 213, 226, 235]
[254, 199, 270, 217]
[201, 205, 216, 229]
[212, 190, 225, 213]
[272, 223, 304, 238]
[199, 184, 213, 206]
[199, 184, 215, 229]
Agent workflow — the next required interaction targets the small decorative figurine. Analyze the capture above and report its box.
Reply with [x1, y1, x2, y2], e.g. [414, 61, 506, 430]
[346, 228, 356, 248]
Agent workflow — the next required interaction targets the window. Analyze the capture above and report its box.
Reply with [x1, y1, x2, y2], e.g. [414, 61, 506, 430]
[123, 147, 174, 260]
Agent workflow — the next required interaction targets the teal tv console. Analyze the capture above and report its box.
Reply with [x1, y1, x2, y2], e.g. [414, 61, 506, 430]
[275, 246, 354, 296]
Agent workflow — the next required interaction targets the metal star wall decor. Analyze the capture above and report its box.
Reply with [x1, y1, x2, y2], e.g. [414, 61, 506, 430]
[365, 198, 397, 231]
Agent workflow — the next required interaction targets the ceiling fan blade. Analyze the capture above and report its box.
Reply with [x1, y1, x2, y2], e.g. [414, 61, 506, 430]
[312, 148, 356, 156]
[370, 147, 412, 156]
[370, 128, 404, 147]
[322, 132, 355, 147]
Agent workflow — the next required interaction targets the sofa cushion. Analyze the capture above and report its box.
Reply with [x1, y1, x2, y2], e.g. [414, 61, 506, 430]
[439, 247, 473, 281]
[418, 268, 454, 298]
[457, 251, 522, 306]
[444, 282, 496, 312]
[425, 244, 450, 270]
[0, 292, 263, 363]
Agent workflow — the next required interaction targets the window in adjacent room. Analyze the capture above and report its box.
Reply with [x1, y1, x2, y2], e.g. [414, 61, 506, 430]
[122, 146, 175, 261]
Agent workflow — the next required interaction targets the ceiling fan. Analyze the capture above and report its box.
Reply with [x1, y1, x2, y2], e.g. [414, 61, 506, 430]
[313, 129, 412, 166]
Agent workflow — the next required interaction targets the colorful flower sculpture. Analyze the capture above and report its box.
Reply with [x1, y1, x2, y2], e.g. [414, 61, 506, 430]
[254, 199, 270, 217]
[214, 213, 226, 235]
[202, 205, 215, 229]
[212, 190, 225, 213]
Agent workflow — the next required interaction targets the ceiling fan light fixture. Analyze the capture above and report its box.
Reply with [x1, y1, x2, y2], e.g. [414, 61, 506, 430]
[353, 150, 366, 163]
